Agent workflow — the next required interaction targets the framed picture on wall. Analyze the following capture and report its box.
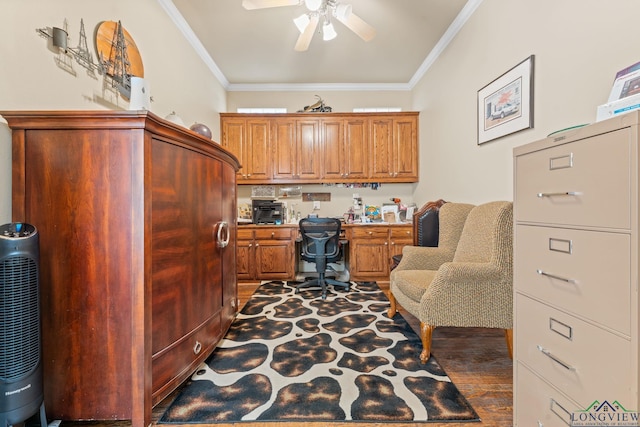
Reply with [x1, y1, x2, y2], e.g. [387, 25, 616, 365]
[477, 55, 534, 144]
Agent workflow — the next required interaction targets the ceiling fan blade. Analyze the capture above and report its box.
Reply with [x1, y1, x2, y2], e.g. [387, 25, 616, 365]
[294, 15, 319, 51]
[242, 0, 299, 10]
[337, 11, 376, 42]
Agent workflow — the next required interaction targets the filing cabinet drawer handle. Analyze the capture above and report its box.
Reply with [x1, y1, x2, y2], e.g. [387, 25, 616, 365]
[550, 398, 572, 426]
[537, 345, 576, 371]
[537, 191, 580, 198]
[536, 269, 577, 284]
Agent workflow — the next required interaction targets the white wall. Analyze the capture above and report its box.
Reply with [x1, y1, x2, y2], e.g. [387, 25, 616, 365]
[411, 0, 640, 206]
[0, 0, 228, 223]
[3, 0, 640, 222]
[227, 91, 412, 113]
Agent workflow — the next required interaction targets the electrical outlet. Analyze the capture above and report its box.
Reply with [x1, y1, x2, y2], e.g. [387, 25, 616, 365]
[313, 201, 321, 210]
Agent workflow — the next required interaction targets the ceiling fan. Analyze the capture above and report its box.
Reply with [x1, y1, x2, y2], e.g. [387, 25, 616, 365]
[242, 0, 376, 52]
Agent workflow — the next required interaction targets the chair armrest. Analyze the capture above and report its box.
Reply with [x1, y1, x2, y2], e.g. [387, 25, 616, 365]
[433, 262, 505, 285]
[393, 245, 456, 272]
[420, 261, 513, 328]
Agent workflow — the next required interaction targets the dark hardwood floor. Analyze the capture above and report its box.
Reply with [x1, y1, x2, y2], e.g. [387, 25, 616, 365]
[64, 281, 514, 427]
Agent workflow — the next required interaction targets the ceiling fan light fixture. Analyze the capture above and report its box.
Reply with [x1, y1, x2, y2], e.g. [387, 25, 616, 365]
[322, 21, 337, 40]
[335, 3, 352, 20]
[293, 14, 310, 32]
[304, 0, 322, 11]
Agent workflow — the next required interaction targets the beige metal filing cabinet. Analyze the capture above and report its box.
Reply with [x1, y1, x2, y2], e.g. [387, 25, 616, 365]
[513, 113, 640, 425]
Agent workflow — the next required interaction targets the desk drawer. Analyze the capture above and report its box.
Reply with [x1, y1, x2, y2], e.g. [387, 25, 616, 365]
[514, 128, 631, 228]
[389, 227, 412, 240]
[255, 227, 293, 240]
[515, 362, 580, 426]
[237, 228, 254, 240]
[350, 226, 388, 239]
[515, 225, 631, 335]
[516, 295, 633, 405]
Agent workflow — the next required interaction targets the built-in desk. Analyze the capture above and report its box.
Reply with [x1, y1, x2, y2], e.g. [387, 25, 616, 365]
[237, 222, 413, 283]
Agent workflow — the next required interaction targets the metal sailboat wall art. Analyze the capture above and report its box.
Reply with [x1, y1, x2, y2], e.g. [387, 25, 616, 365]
[100, 21, 132, 99]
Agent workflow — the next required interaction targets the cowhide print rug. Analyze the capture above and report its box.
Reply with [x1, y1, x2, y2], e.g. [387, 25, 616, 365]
[159, 280, 479, 423]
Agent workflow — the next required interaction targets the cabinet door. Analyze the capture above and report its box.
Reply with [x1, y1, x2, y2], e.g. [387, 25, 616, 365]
[221, 118, 247, 179]
[389, 226, 413, 264]
[296, 119, 322, 180]
[245, 119, 272, 181]
[349, 227, 390, 280]
[236, 229, 254, 280]
[369, 117, 394, 179]
[393, 117, 418, 180]
[272, 118, 297, 181]
[221, 162, 238, 322]
[343, 117, 369, 180]
[254, 227, 295, 280]
[255, 240, 295, 280]
[151, 140, 223, 357]
[321, 119, 345, 180]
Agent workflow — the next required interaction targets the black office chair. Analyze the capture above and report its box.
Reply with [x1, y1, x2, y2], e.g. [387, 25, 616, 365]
[296, 217, 350, 299]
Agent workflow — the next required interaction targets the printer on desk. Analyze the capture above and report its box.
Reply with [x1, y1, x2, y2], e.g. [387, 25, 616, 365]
[252, 199, 284, 224]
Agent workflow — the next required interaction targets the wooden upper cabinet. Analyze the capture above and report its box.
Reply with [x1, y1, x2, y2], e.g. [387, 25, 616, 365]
[221, 117, 271, 181]
[272, 117, 297, 181]
[246, 119, 272, 181]
[370, 114, 418, 182]
[220, 111, 418, 184]
[322, 117, 369, 180]
[320, 119, 345, 181]
[393, 116, 418, 180]
[370, 116, 394, 179]
[296, 119, 322, 180]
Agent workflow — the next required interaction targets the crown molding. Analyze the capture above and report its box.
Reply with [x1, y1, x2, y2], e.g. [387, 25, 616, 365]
[226, 82, 412, 92]
[408, 0, 483, 89]
[157, 0, 230, 88]
[158, 0, 482, 92]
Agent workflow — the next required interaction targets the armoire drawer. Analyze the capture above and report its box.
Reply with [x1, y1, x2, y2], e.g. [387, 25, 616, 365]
[515, 224, 631, 335]
[152, 314, 222, 397]
[514, 128, 631, 229]
[516, 295, 633, 405]
[515, 362, 580, 427]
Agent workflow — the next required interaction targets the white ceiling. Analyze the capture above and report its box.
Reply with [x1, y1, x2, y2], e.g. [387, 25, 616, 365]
[161, 0, 478, 91]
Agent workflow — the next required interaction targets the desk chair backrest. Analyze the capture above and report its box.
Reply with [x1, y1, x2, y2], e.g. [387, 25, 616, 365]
[299, 217, 342, 261]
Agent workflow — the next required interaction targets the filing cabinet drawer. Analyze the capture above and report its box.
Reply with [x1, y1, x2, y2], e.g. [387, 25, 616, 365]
[515, 362, 580, 427]
[515, 224, 631, 335]
[514, 128, 631, 228]
[516, 295, 633, 405]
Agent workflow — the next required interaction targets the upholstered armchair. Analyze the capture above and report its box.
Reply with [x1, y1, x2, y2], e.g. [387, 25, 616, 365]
[388, 201, 513, 363]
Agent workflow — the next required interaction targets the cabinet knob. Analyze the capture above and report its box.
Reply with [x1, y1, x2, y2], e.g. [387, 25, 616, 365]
[368, 231, 372, 235]
[193, 341, 202, 355]
[271, 232, 275, 237]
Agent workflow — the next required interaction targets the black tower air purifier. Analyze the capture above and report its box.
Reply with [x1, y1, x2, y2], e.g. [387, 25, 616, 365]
[0, 223, 47, 427]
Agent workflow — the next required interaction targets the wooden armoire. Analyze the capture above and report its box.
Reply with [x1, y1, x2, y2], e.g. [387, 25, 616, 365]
[2, 110, 240, 427]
